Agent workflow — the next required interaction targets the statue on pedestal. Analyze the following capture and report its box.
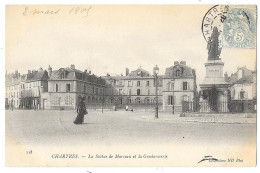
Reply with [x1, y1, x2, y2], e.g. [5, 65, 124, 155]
[207, 27, 222, 60]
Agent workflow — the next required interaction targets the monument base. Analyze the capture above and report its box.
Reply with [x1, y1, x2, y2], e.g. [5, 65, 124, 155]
[199, 59, 230, 113]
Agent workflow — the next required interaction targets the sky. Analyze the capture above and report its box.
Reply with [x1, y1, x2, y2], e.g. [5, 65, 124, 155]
[5, 5, 256, 85]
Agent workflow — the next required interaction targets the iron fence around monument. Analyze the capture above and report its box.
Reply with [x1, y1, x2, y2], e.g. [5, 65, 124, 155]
[182, 101, 229, 113]
[182, 100, 257, 113]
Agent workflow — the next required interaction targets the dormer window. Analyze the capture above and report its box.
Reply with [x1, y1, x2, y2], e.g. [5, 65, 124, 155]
[176, 70, 181, 77]
[61, 73, 65, 79]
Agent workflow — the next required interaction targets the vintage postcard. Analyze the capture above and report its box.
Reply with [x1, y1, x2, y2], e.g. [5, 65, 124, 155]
[5, 5, 256, 166]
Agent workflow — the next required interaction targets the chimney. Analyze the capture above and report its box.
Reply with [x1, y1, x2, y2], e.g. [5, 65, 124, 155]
[89, 71, 91, 74]
[84, 69, 88, 73]
[107, 73, 110, 76]
[15, 70, 18, 78]
[48, 65, 52, 77]
[174, 61, 179, 65]
[180, 61, 186, 66]
[126, 68, 129, 76]
[70, 64, 75, 69]
[28, 70, 31, 74]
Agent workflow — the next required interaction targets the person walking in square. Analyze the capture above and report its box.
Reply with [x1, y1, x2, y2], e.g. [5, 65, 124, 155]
[74, 96, 87, 125]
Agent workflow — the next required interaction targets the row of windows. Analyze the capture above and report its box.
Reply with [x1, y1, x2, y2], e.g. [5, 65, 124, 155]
[166, 82, 189, 91]
[115, 80, 157, 87]
[53, 83, 104, 94]
[118, 88, 153, 95]
[6, 92, 19, 98]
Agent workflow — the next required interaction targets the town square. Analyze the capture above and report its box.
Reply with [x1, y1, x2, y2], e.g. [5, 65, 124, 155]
[4, 5, 257, 167]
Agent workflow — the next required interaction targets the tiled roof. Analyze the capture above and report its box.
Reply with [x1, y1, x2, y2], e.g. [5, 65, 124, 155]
[49, 67, 105, 85]
[127, 67, 151, 77]
[5, 70, 48, 86]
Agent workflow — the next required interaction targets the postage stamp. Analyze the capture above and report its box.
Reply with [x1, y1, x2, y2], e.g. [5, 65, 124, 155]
[223, 8, 256, 49]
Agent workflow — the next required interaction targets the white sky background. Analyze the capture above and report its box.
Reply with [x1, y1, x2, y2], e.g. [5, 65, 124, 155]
[6, 5, 256, 86]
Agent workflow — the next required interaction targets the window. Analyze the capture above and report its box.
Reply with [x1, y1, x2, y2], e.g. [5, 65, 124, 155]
[183, 95, 189, 101]
[66, 84, 71, 92]
[168, 96, 173, 105]
[240, 90, 245, 99]
[147, 89, 150, 95]
[137, 81, 141, 87]
[55, 84, 58, 92]
[171, 83, 174, 91]
[176, 70, 181, 77]
[146, 81, 150, 86]
[119, 89, 122, 95]
[137, 89, 141, 95]
[183, 82, 188, 90]
[135, 97, 141, 103]
[61, 73, 65, 79]
[119, 98, 123, 104]
[96, 88, 98, 94]
[119, 81, 123, 86]
[128, 81, 132, 87]
[84, 85, 86, 93]
[128, 98, 132, 104]
[92, 87, 95, 94]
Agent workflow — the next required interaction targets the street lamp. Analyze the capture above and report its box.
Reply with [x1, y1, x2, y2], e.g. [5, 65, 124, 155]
[153, 65, 159, 118]
[172, 83, 174, 114]
[11, 94, 14, 111]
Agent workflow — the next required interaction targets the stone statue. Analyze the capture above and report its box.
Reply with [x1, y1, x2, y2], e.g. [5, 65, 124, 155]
[207, 27, 222, 60]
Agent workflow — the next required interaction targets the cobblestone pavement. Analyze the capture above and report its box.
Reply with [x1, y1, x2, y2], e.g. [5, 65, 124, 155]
[5, 109, 256, 147]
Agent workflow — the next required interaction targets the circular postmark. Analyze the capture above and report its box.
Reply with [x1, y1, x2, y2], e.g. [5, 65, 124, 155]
[223, 8, 256, 49]
[202, 5, 230, 46]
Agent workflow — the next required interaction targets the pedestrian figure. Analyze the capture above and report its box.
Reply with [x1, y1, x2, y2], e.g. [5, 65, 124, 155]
[74, 96, 87, 125]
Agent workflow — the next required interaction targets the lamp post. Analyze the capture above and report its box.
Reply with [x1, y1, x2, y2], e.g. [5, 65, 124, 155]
[172, 83, 174, 114]
[102, 86, 105, 113]
[11, 94, 14, 111]
[153, 65, 159, 118]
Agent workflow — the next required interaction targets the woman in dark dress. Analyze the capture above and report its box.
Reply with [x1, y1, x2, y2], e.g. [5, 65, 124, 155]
[74, 96, 87, 124]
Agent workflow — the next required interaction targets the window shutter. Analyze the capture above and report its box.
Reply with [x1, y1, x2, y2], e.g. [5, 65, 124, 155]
[188, 82, 190, 90]
[181, 82, 183, 90]
[238, 92, 240, 99]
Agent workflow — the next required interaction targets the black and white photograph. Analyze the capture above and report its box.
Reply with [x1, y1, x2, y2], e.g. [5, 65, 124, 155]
[4, 4, 257, 167]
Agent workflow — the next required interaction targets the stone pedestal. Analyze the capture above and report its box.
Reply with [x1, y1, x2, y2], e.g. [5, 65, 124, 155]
[200, 59, 230, 112]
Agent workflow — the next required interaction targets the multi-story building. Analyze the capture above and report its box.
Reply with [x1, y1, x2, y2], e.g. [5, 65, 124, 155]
[227, 66, 256, 100]
[5, 62, 198, 112]
[226, 66, 257, 113]
[5, 68, 49, 109]
[102, 67, 163, 109]
[19, 68, 49, 109]
[45, 64, 107, 109]
[5, 71, 21, 109]
[163, 61, 197, 112]
[102, 61, 197, 112]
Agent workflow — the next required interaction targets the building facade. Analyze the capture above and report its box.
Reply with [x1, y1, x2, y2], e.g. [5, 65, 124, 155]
[102, 61, 197, 112]
[45, 65, 106, 110]
[6, 69, 49, 109]
[102, 67, 163, 110]
[163, 61, 197, 112]
[226, 66, 257, 113]
[6, 62, 198, 112]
